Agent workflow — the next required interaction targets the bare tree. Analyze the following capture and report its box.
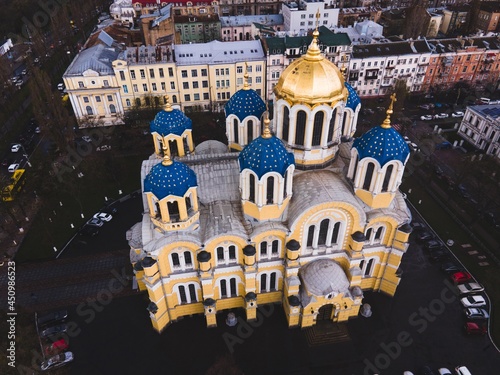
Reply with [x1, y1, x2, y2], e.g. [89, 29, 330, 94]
[403, 2, 429, 40]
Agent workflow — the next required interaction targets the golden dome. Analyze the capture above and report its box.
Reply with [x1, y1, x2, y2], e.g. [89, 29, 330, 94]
[273, 30, 347, 106]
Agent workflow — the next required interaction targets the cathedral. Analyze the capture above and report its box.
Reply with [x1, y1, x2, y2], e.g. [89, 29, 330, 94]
[127, 28, 413, 333]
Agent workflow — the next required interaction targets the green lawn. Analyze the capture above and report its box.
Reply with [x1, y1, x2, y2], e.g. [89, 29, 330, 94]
[401, 174, 500, 344]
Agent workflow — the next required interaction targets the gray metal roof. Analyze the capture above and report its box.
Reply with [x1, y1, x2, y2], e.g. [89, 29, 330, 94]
[64, 43, 121, 76]
[174, 40, 265, 65]
[220, 15, 283, 27]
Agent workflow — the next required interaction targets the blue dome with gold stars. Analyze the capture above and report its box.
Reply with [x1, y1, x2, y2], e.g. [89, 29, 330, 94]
[225, 88, 266, 122]
[239, 135, 295, 178]
[353, 125, 409, 166]
[144, 160, 197, 199]
[150, 107, 192, 136]
[345, 82, 361, 110]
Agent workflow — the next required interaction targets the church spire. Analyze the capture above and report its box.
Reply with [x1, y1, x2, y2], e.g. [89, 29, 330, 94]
[381, 93, 397, 129]
[262, 110, 272, 139]
[304, 10, 322, 61]
[162, 144, 173, 166]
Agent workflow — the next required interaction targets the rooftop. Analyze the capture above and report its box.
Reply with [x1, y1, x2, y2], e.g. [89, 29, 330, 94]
[174, 40, 265, 65]
[220, 15, 283, 27]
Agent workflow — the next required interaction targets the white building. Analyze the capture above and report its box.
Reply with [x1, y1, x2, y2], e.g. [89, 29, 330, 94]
[282, 0, 339, 35]
[335, 20, 383, 45]
[459, 105, 500, 159]
[220, 15, 284, 41]
[0, 38, 13, 56]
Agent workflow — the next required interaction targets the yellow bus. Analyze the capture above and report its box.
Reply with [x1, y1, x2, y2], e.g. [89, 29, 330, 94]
[2, 169, 26, 202]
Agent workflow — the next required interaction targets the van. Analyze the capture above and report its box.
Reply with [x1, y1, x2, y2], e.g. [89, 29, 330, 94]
[57, 83, 65, 91]
[455, 365, 472, 375]
[478, 97, 500, 105]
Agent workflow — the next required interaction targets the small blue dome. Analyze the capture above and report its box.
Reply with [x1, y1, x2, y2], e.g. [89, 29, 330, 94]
[345, 82, 361, 110]
[225, 89, 266, 122]
[150, 108, 192, 136]
[239, 136, 295, 178]
[353, 125, 410, 166]
[144, 160, 197, 199]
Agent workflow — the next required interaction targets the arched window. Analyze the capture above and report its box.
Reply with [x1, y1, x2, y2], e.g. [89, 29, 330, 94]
[331, 222, 341, 244]
[352, 153, 359, 183]
[179, 285, 187, 303]
[283, 170, 288, 198]
[86, 106, 93, 116]
[341, 112, 348, 136]
[295, 110, 307, 146]
[169, 139, 178, 157]
[126, 99, 131, 107]
[183, 137, 190, 154]
[247, 119, 253, 143]
[365, 259, 374, 276]
[260, 272, 278, 292]
[260, 241, 267, 255]
[365, 228, 373, 241]
[382, 165, 394, 192]
[184, 251, 192, 266]
[266, 176, 274, 204]
[306, 225, 315, 247]
[135, 98, 141, 107]
[282, 107, 290, 141]
[318, 219, 330, 245]
[188, 284, 197, 302]
[260, 274, 267, 292]
[171, 253, 180, 267]
[375, 227, 383, 241]
[167, 201, 179, 221]
[154, 96, 160, 106]
[249, 174, 255, 202]
[363, 162, 375, 190]
[233, 118, 239, 143]
[312, 111, 324, 146]
[109, 104, 116, 114]
[272, 240, 279, 255]
[172, 95, 177, 103]
[155, 202, 161, 219]
[185, 196, 192, 211]
[328, 108, 337, 142]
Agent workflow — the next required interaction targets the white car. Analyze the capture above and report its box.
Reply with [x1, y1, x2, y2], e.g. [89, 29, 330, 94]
[40, 351, 73, 371]
[81, 135, 92, 143]
[438, 369, 452, 375]
[451, 111, 464, 118]
[403, 136, 411, 144]
[93, 212, 113, 222]
[420, 115, 433, 121]
[11, 144, 21, 152]
[434, 113, 449, 119]
[457, 282, 484, 295]
[460, 295, 486, 308]
[8, 163, 20, 173]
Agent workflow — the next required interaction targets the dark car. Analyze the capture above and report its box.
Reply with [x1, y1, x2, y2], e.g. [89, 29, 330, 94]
[80, 225, 99, 237]
[425, 240, 444, 251]
[417, 231, 434, 243]
[40, 323, 68, 338]
[429, 249, 450, 263]
[440, 262, 464, 274]
[411, 222, 427, 232]
[37, 310, 68, 326]
[421, 365, 438, 375]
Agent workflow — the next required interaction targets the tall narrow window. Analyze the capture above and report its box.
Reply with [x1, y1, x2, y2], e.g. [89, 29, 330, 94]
[283, 170, 288, 198]
[185, 196, 192, 211]
[365, 259, 374, 276]
[270, 272, 277, 291]
[247, 120, 253, 143]
[331, 222, 340, 244]
[167, 201, 179, 220]
[295, 110, 306, 146]
[260, 274, 267, 292]
[230, 278, 237, 296]
[229, 245, 236, 260]
[171, 253, 180, 267]
[188, 284, 197, 302]
[109, 104, 116, 114]
[375, 227, 383, 241]
[282, 107, 290, 141]
[271, 240, 279, 254]
[233, 119, 239, 143]
[266, 176, 274, 204]
[184, 251, 192, 266]
[260, 241, 267, 255]
[220, 279, 227, 297]
[318, 219, 329, 245]
[328, 108, 337, 142]
[363, 162, 375, 190]
[179, 285, 187, 303]
[155, 202, 161, 218]
[341, 113, 348, 136]
[352, 154, 359, 183]
[169, 140, 178, 157]
[249, 174, 255, 202]
[382, 165, 394, 192]
[366, 228, 373, 241]
[312, 111, 324, 146]
[307, 225, 315, 247]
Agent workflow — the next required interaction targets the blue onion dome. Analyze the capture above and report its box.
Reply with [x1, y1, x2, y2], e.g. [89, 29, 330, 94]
[353, 96, 409, 166]
[144, 155, 197, 199]
[345, 82, 361, 110]
[149, 98, 192, 136]
[225, 71, 266, 122]
[238, 115, 295, 178]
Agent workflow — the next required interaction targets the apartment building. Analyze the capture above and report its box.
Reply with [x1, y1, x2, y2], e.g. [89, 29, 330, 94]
[282, 0, 340, 34]
[262, 26, 351, 100]
[174, 14, 221, 43]
[220, 14, 284, 41]
[476, 2, 500, 33]
[458, 105, 500, 159]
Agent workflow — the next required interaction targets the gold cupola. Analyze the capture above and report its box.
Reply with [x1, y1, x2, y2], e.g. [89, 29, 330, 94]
[273, 26, 347, 106]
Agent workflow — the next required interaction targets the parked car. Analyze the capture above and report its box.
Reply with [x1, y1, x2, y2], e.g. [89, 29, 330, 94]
[40, 323, 69, 338]
[440, 262, 464, 274]
[435, 141, 452, 150]
[465, 307, 489, 320]
[420, 115, 433, 121]
[93, 212, 113, 222]
[461, 295, 486, 308]
[411, 222, 426, 232]
[8, 163, 20, 173]
[86, 218, 104, 227]
[429, 249, 450, 263]
[43, 338, 69, 356]
[452, 111, 464, 118]
[419, 103, 434, 110]
[409, 142, 420, 152]
[417, 231, 434, 242]
[11, 143, 22, 152]
[451, 271, 472, 284]
[457, 282, 484, 295]
[464, 321, 487, 335]
[437, 369, 452, 375]
[40, 351, 73, 371]
[403, 135, 411, 144]
[37, 310, 68, 326]
[434, 113, 449, 119]
[455, 366, 472, 375]
[79, 225, 99, 237]
[425, 240, 444, 250]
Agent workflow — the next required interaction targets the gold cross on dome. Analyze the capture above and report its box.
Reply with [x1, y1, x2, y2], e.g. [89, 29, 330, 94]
[315, 10, 320, 30]
[389, 93, 397, 111]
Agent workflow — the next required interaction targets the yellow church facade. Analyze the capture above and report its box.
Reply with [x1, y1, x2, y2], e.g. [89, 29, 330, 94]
[127, 28, 412, 333]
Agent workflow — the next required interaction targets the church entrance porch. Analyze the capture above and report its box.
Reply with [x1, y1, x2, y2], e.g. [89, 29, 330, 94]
[303, 321, 351, 347]
[317, 303, 334, 321]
